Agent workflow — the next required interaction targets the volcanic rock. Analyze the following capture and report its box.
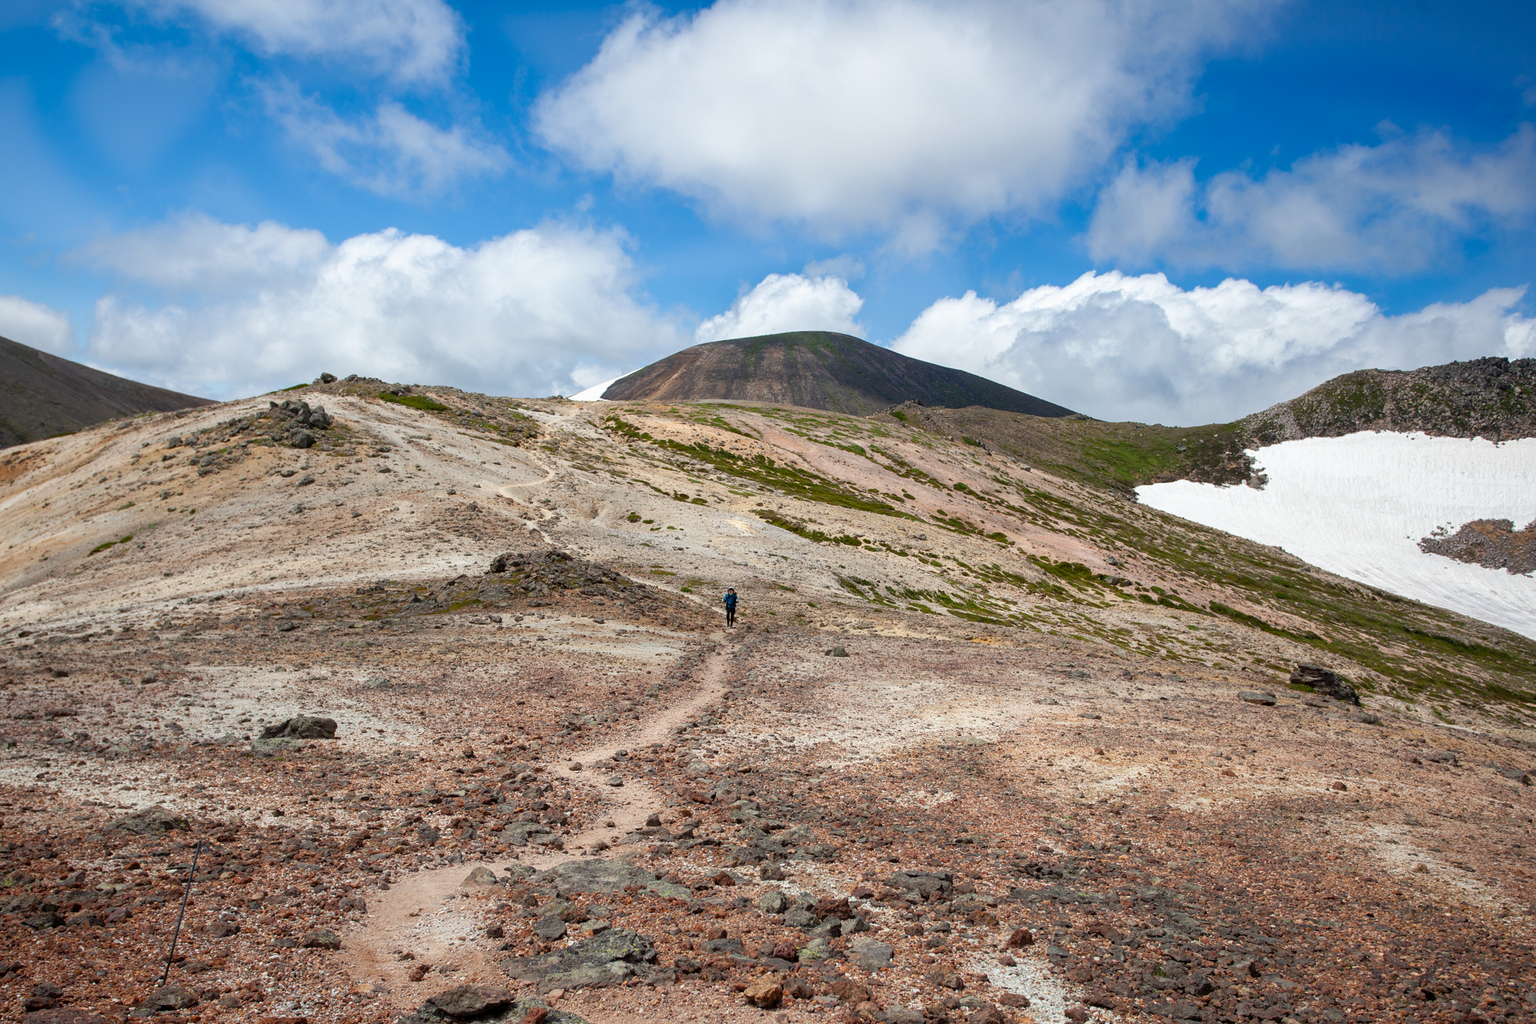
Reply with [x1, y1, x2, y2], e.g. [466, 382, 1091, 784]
[501, 928, 657, 993]
[1289, 664, 1360, 705]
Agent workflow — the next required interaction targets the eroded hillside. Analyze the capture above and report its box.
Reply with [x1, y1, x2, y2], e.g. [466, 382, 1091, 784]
[0, 382, 1533, 1024]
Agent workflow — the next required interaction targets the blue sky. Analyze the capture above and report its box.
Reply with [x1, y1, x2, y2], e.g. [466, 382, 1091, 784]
[0, 0, 1533, 424]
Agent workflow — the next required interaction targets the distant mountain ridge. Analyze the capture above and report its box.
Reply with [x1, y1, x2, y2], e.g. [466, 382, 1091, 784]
[0, 335, 212, 448]
[1244, 356, 1536, 445]
[600, 331, 1076, 418]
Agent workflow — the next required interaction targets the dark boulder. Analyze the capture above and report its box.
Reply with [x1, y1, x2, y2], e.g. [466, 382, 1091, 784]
[501, 928, 657, 993]
[1290, 663, 1360, 705]
[261, 716, 338, 739]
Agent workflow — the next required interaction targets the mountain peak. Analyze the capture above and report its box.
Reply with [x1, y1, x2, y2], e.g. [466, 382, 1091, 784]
[601, 331, 1075, 417]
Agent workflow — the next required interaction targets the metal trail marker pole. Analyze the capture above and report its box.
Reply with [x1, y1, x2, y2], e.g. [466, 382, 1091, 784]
[159, 840, 202, 988]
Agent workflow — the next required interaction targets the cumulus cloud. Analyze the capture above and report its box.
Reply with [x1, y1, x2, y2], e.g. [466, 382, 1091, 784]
[264, 81, 510, 197]
[536, 0, 1256, 245]
[893, 271, 1536, 424]
[81, 215, 684, 399]
[1088, 125, 1536, 273]
[696, 273, 864, 342]
[0, 295, 75, 355]
[81, 211, 330, 291]
[123, 0, 464, 85]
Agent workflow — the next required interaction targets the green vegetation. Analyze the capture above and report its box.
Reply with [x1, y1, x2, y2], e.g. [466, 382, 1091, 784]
[378, 391, 449, 412]
[753, 509, 863, 546]
[88, 534, 133, 556]
[603, 414, 912, 518]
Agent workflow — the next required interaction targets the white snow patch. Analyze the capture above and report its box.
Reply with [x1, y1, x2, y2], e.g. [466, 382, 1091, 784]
[570, 375, 623, 401]
[1136, 431, 1536, 639]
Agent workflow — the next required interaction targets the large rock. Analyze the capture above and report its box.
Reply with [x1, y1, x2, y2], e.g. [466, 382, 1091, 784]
[395, 995, 586, 1024]
[23, 1011, 111, 1024]
[1289, 663, 1360, 705]
[427, 986, 513, 1019]
[532, 860, 689, 899]
[501, 928, 657, 994]
[146, 984, 198, 1011]
[849, 937, 894, 970]
[885, 871, 952, 898]
[261, 716, 338, 739]
[743, 977, 782, 1008]
[110, 805, 188, 835]
[461, 866, 498, 888]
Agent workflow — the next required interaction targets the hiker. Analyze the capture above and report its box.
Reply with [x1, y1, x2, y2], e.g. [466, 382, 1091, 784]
[722, 588, 738, 627]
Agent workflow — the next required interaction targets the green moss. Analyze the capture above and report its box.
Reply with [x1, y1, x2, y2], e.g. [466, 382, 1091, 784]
[378, 392, 449, 412]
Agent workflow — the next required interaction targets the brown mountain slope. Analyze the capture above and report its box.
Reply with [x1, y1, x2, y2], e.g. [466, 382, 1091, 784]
[601, 330, 1077, 417]
[1244, 356, 1536, 444]
[0, 334, 212, 448]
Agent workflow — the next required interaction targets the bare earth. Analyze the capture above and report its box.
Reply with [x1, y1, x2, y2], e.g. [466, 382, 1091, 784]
[0, 386, 1532, 1024]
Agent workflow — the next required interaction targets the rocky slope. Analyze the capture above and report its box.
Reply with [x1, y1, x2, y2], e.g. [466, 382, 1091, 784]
[0, 382, 1533, 1024]
[600, 331, 1077, 418]
[0, 335, 212, 448]
[1244, 356, 1536, 445]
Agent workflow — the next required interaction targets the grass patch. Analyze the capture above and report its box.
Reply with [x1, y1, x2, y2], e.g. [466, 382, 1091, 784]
[379, 392, 449, 412]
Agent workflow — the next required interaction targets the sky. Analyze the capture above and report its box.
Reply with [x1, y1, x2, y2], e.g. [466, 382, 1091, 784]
[0, 0, 1533, 425]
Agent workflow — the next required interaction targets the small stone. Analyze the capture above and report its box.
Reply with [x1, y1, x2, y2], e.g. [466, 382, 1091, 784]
[849, 937, 893, 970]
[569, 762, 583, 772]
[148, 984, 198, 1011]
[828, 647, 849, 657]
[828, 979, 871, 1004]
[759, 891, 789, 914]
[1330, 781, 1348, 792]
[300, 928, 341, 949]
[605, 775, 624, 787]
[533, 916, 567, 941]
[461, 866, 498, 888]
[744, 977, 783, 1009]
[925, 968, 964, 991]
[1238, 691, 1277, 706]
[426, 985, 514, 1019]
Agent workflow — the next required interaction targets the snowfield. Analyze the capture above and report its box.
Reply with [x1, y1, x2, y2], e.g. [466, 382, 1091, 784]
[570, 375, 622, 401]
[1136, 432, 1536, 640]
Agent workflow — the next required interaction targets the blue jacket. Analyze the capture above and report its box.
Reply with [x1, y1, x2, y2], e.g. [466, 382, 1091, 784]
[722, 593, 737, 610]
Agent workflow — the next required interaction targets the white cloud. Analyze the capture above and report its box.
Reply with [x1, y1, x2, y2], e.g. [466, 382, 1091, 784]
[536, 0, 1256, 244]
[264, 81, 510, 198]
[1089, 125, 1536, 273]
[82, 215, 684, 399]
[125, 0, 464, 85]
[81, 211, 330, 291]
[0, 295, 74, 356]
[696, 273, 864, 342]
[893, 271, 1536, 424]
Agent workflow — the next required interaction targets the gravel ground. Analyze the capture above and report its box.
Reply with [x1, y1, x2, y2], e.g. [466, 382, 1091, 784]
[0, 391, 1532, 1024]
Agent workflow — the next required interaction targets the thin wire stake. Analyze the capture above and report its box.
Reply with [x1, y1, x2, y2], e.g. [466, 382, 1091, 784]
[159, 840, 202, 988]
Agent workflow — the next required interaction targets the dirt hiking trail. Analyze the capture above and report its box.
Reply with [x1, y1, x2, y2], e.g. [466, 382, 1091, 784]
[340, 640, 731, 1011]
